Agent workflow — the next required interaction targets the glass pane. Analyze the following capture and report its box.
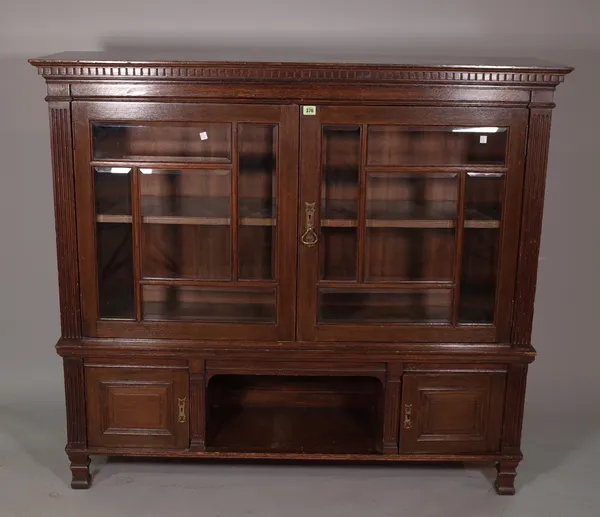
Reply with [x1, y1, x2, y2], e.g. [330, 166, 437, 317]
[94, 166, 134, 319]
[366, 173, 458, 281]
[366, 228, 455, 281]
[459, 230, 500, 323]
[140, 169, 231, 279]
[142, 224, 230, 279]
[142, 286, 276, 323]
[96, 223, 134, 319]
[238, 226, 274, 280]
[459, 173, 504, 323]
[94, 167, 131, 217]
[367, 126, 507, 166]
[238, 124, 276, 280]
[464, 172, 504, 228]
[318, 289, 452, 323]
[92, 123, 231, 162]
[321, 126, 360, 280]
[321, 228, 357, 281]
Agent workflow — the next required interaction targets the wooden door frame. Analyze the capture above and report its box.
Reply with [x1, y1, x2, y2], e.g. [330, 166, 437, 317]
[296, 105, 527, 343]
[73, 101, 299, 341]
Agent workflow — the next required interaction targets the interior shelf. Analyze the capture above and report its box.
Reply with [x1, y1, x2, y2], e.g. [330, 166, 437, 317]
[96, 197, 276, 226]
[207, 375, 382, 454]
[207, 406, 379, 454]
[319, 200, 500, 229]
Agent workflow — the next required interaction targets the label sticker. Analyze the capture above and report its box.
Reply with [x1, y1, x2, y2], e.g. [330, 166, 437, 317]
[199, 131, 208, 140]
[479, 135, 488, 144]
[302, 106, 317, 116]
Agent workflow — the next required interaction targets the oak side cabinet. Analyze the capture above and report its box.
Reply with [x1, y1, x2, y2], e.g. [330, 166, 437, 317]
[29, 52, 571, 494]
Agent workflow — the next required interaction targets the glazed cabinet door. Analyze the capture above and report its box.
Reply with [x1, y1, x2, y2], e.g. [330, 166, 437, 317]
[85, 365, 189, 448]
[73, 102, 298, 340]
[399, 372, 506, 453]
[297, 106, 527, 342]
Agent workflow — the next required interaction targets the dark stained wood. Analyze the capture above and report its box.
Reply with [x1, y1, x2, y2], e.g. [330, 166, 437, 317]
[69, 82, 535, 105]
[67, 450, 91, 489]
[399, 372, 506, 454]
[63, 358, 87, 448]
[29, 52, 572, 87]
[500, 364, 529, 456]
[58, 337, 537, 363]
[189, 358, 206, 451]
[32, 54, 569, 494]
[206, 375, 382, 454]
[205, 360, 386, 381]
[512, 109, 553, 346]
[49, 103, 82, 338]
[451, 166, 467, 324]
[382, 363, 403, 454]
[85, 366, 189, 448]
[495, 459, 520, 495]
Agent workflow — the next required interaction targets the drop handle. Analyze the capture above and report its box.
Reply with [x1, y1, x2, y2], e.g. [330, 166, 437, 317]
[300, 202, 319, 247]
[178, 397, 187, 424]
[404, 404, 413, 429]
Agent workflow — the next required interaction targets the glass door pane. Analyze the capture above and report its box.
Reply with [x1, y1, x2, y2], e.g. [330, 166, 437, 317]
[298, 105, 525, 342]
[94, 167, 134, 319]
[365, 173, 458, 282]
[459, 173, 504, 323]
[238, 124, 277, 280]
[142, 286, 276, 323]
[367, 126, 508, 165]
[318, 289, 452, 323]
[320, 126, 360, 281]
[140, 169, 232, 279]
[93, 123, 231, 162]
[76, 102, 297, 340]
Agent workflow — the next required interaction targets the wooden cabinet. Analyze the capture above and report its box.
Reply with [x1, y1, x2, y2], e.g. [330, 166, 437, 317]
[86, 365, 189, 449]
[399, 372, 505, 454]
[30, 51, 571, 494]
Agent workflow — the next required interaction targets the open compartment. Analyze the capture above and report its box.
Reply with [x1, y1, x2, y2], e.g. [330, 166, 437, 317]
[206, 375, 383, 454]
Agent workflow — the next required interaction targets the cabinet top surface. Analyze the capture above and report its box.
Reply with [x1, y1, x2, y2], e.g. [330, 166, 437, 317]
[29, 50, 572, 86]
[30, 50, 572, 71]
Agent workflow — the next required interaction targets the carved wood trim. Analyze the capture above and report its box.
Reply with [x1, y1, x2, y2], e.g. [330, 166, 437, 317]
[500, 364, 528, 455]
[189, 359, 206, 451]
[382, 363, 403, 454]
[512, 109, 553, 346]
[49, 103, 81, 339]
[32, 63, 569, 86]
[63, 357, 87, 448]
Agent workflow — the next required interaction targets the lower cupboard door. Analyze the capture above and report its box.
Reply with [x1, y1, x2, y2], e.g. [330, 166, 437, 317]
[399, 372, 506, 454]
[86, 366, 189, 449]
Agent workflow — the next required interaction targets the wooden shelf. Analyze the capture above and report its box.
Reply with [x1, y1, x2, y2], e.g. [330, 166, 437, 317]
[143, 301, 276, 323]
[318, 200, 500, 230]
[97, 197, 276, 226]
[207, 406, 378, 454]
[464, 220, 500, 229]
[96, 214, 132, 224]
[367, 219, 455, 229]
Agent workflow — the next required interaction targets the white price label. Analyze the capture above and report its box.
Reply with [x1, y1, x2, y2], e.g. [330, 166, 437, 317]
[199, 131, 208, 140]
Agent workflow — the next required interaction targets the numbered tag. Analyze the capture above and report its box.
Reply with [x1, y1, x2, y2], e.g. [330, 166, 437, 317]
[302, 105, 317, 116]
[199, 131, 208, 140]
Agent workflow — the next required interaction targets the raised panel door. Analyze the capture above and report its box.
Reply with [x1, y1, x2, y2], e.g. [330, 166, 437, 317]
[399, 372, 506, 453]
[85, 366, 189, 448]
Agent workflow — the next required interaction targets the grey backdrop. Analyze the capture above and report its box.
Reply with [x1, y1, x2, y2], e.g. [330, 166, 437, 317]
[1, 0, 599, 513]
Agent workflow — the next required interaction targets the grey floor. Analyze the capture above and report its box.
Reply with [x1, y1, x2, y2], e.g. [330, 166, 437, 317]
[1, 381, 599, 517]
